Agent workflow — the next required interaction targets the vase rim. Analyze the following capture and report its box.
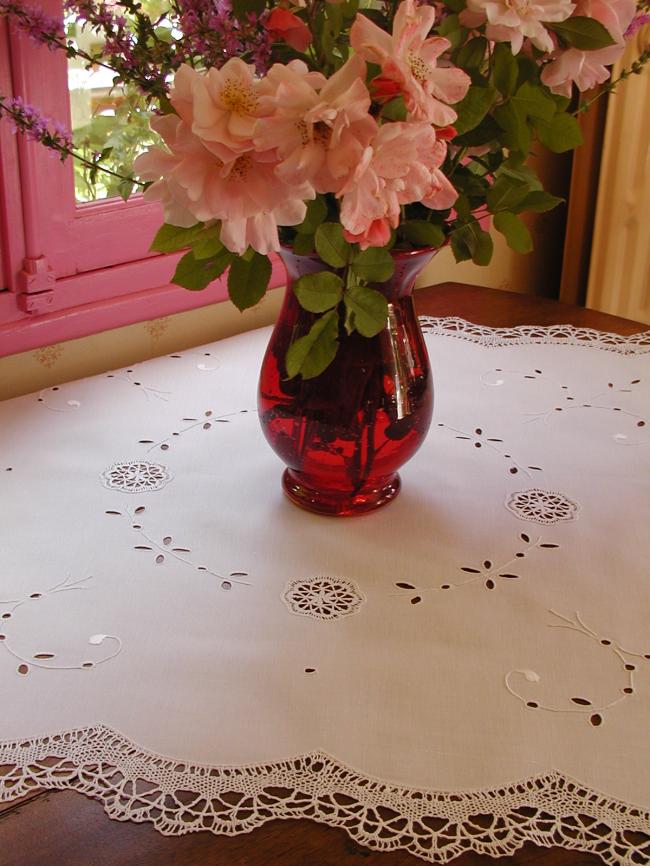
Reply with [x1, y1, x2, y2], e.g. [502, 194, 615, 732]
[279, 243, 440, 260]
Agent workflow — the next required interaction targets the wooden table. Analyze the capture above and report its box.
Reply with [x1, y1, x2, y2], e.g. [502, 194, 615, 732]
[1, 282, 646, 866]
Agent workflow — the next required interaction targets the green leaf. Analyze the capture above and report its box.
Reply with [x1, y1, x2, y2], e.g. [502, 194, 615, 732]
[453, 85, 497, 136]
[150, 222, 205, 253]
[512, 81, 557, 121]
[315, 222, 350, 268]
[496, 158, 543, 191]
[450, 226, 473, 263]
[227, 252, 272, 310]
[535, 112, 583, 153]
[380, 95, 408, 121]
[118, 180, 134, 201]
[549, 16, 616, 50]
[172, 249, 232, 291]
[285, 310, 339, 379]
[455, 36, 488, 71]
[466, 221, 494, 266]
[191, 227, 224, 260]
[296, 196, 328, 235]
[513, 190, 564, 213]
[350, 247, 395, 282]
[494, 102, 531, 153]
[293, 232, 315, 255]
[455, 114, 501, 147]
[487, 178, 530, 214]
[454, 193, 471, 221]
[493, 212, 533, 253]
[492, 43, 518, 97]
[438, 13, 465, 51]
[293, 271, 344, 313]
[399, 220, 446, 249]
[343, 284, 388, 338]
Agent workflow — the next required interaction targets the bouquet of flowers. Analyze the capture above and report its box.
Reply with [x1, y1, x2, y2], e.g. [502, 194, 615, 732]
[2, 0, 649, 377]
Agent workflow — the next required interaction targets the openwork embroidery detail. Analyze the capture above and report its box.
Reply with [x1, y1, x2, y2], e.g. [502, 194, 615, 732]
[393, 533, 559, 599]
[420, 317, 650, 355]
[138, 408, 252, 453]
[505, 489, 578, 525]
[283, 577, 364, 620]
[168, 349, 219, 371]
[506, 611, 650, 727]
[0, 577, 122, 676]
[436, 423, 543, 477]
[100, 461, 172, 493]
[36, 385, 81, 412]
[481, 367, 648, 444]
[0, 725, 648, 865]
[105, 506, 250, 590]
[105, 366, 170, 402]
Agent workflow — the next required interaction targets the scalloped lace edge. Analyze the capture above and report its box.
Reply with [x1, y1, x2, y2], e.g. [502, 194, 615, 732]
[419, 317, 650, 355]
[1, 725, 648, 864]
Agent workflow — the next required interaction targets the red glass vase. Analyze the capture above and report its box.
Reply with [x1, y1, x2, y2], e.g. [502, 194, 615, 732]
[258, 246, 436, 516]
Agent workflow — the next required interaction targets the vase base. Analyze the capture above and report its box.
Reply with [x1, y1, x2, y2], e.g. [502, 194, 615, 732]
[282, 469, 401, 517]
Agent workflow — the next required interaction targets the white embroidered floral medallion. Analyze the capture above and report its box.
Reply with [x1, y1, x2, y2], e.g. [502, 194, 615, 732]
[283, 577, 365, 621]
[505, 489, 578, 525]
[100, 461, 172, 493]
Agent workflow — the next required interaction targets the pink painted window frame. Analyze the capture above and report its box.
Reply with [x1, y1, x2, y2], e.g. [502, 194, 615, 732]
[0, 6, 284, 357]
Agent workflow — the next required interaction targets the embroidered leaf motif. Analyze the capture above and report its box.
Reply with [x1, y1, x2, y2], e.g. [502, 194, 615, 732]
[396, 582, 415, 589]
[410, 596, 422, 605]
[155, 555, 165, 564]
[590, 713, 603, 726]
[33, 653, 55, 659]
[520, 533, 530, 543]
[540, 543, 559, 548]
[571, 697, 592, 706]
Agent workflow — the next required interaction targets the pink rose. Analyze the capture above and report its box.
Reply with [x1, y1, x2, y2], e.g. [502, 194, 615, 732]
[265, 8, 312, 52]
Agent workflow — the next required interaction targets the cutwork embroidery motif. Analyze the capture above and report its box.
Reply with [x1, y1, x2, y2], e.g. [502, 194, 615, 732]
[393, 533, 559, 599]
[105, 506, 250, 590]
[100, 461, 172, 493]
[0, 576, 122, 676]
[436, 423, 543, 477]
[138, 408, 252, 453]
[283, 577, 365, 621]
[505, 611, 650, 726]
[505, 489, 578, 525]
[481, 367, 648, 444]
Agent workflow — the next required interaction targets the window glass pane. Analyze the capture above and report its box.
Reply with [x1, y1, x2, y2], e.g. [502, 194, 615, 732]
[66, 19, 160, 204]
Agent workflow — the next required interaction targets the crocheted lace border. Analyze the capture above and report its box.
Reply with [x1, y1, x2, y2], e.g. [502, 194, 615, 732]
[1, 725, 648, 864]
[419, 317, 650, 355]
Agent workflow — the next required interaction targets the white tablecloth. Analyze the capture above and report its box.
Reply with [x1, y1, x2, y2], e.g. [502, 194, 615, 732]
[1, 317, 649, 864]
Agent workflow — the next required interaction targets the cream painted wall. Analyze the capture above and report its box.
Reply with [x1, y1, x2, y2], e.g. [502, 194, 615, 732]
[586, 27, 650, 325]
[0, 149, 568, 400]
[0, 287, 283, 401]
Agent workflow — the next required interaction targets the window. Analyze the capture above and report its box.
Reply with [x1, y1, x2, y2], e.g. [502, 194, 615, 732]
[0, 4, 284, 356]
